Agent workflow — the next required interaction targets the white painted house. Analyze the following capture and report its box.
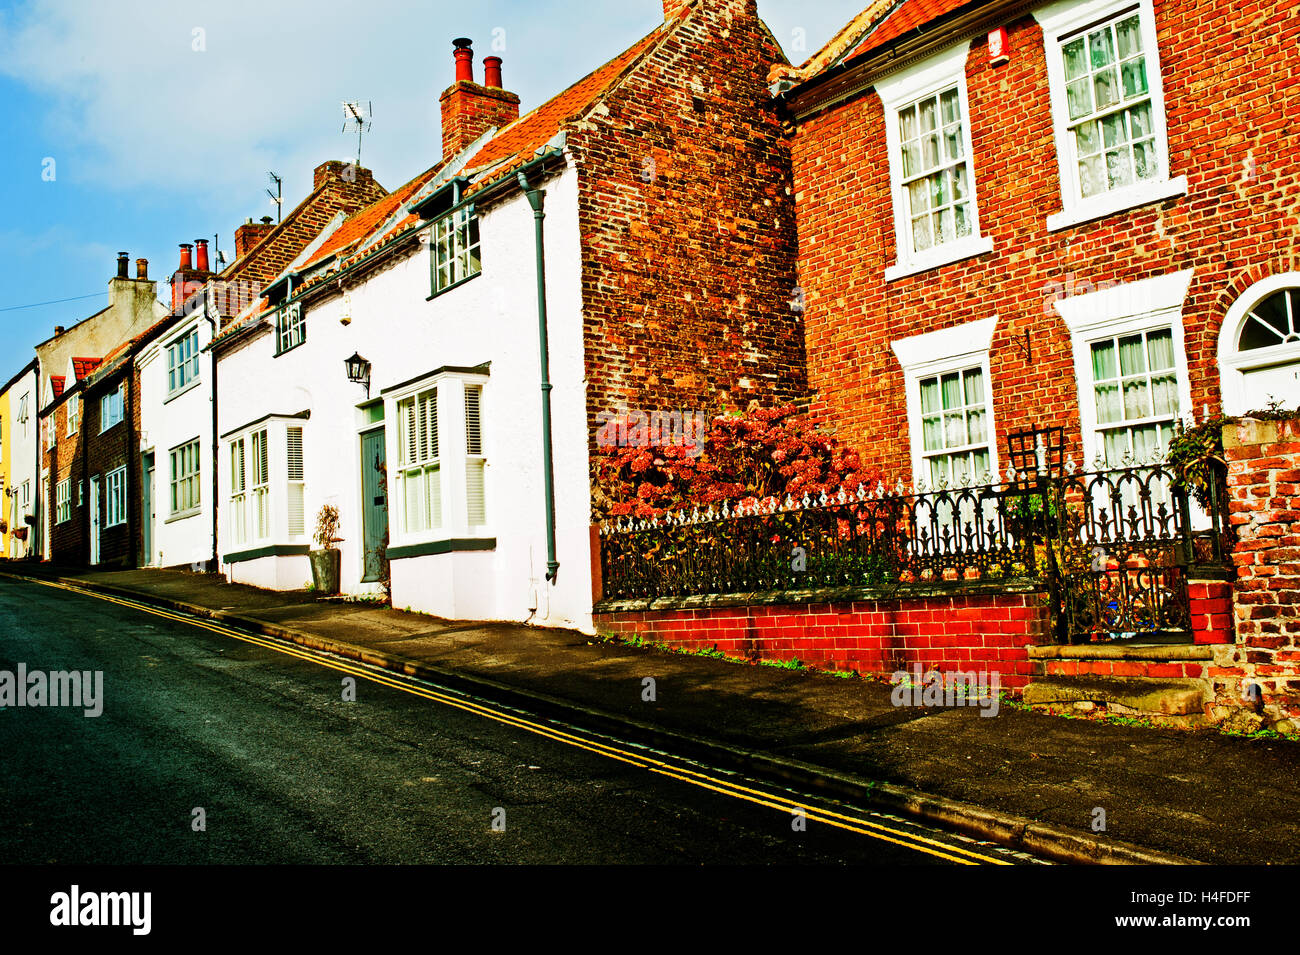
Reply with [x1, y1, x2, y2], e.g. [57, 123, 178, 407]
[213, 148, 593, 627]
[136, 299, 215, 569]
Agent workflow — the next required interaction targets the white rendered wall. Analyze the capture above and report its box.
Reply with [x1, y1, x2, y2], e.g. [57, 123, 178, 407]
[138, 314, 216, 569]
[216, 161, 594, 629]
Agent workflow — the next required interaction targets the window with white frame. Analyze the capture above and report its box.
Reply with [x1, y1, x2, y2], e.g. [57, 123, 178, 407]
[276, 303, 305, 354]
[100, 384, 124, 432]
[105, 466, 127, 527]
[167, 328, 201, 395]
[876, 44, 992, 280]
[917, 367, 993, 488]
[1218, 275, 1300, 415]
[893, 318, 999, 490]
[56, 479, 70, 523]
[250, 428, 270, 541]
[397, 388, 442, 535]
[228, 436, 247, 548]
[1055, 269, 1194, 467]
[20, 480, 29, 508]
[1038, 0, 1184, 229]
[430, 207, 481, 295]
[170, 439, 201, 515]
[67, 394, 79, 435]
[226, 425, 278, 551]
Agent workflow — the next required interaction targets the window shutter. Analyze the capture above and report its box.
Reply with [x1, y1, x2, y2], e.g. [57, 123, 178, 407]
[286, 428, 303, 481]
[403, 399, 417, 467]
[465, 386, 482, 455]
[465, 385, 485, 526]
[286, 427, 304, 537]
[427, 391, 439, 459]
[231, 439, 245, 493]
[256, 430, 269, 485]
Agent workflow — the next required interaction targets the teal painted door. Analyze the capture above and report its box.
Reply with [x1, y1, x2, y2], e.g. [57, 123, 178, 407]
[141, 453, 154, 567]
[361, 429, 388, 583]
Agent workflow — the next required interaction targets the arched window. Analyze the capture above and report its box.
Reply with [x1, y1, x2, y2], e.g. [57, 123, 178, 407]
[1218, 275, 1300, 415]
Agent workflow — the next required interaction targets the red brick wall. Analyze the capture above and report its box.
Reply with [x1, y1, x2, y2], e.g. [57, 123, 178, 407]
[789, 3, 1300, 476]
[80, 368, 137, 568]
[1215, 415, 1300, 721]
[43, 400, 84, 563]
[595, 591, 1046, 689]
[571, 0, 807, 463]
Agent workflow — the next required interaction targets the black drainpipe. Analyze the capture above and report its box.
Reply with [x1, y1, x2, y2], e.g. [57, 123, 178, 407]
[517, 171, 559, 583]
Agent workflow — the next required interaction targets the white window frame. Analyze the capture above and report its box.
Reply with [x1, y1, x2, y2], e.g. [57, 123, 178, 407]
[56, 479, 71, 524]
[892, 317, 1000, 488]
[876, 43, 993, 281]
[223, 419, 303, 554]
[430, 207, 482, 295]
[105, 466, 128, 528]
[170, 438, 201, 517]
[276, 303, 305, 355]
[100, 384, 124, 433]
[1038, 0, 1186, 231]
[1055, 269, 1194, 464]
[66, 394, 79, 436]
[385, 371, 490, 549]
[1218, 273, 1300, 415]
[167, 327, 201, 397]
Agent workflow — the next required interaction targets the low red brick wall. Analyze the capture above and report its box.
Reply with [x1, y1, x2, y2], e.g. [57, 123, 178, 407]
[595, 590, 1048, 690]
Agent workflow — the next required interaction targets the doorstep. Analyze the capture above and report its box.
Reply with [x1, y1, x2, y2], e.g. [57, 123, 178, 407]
[1024, 643, 1215, 722]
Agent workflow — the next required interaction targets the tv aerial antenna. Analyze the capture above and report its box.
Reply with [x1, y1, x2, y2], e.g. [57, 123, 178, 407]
[266, 171, 283, 223]
[342, 101, 373, 168]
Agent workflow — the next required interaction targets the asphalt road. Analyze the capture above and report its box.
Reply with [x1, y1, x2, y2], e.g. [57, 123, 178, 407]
[0, 575, 1020, 864]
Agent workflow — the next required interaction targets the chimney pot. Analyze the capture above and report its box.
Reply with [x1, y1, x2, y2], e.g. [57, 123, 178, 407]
[483, 56, 503, 89]
[195, 238, 210, 272]
[54, 325, 65, 336]
[179, 243, 193, 271]
[453, 37, 475, 83]
[261, 216, 273, 225]
[136, 258, 148, 281]
[116, 253, 129, 279]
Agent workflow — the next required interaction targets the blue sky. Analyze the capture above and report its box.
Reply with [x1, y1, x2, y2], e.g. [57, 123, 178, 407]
[0, 0, 864, 361]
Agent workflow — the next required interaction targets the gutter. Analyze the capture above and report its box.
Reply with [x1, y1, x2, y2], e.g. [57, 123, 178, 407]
[203, 292, 219, 572]
[516, 168, 560, 584]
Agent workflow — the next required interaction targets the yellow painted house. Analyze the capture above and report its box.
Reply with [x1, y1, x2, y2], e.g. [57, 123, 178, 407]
[0, 360, 39, 558]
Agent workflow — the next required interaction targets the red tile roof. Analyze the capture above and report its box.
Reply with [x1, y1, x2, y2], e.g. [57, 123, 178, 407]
[50, 376, 65, 398]
[771, 0, 981, 88]
[844, 0, 978, 65]
[71, 357, 100, 380]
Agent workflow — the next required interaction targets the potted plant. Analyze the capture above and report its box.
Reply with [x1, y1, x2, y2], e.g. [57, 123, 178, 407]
[309, 504, 343, 595]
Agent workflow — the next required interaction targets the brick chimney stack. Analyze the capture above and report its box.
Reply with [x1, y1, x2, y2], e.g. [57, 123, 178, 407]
[439, 38, 520, 159]
[234, 218, 275, 259]
[170, 241, 214, 314]
[664, 0, 694, 19]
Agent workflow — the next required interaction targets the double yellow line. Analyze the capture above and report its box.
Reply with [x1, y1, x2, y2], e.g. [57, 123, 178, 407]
[23, 575, 1016, 865]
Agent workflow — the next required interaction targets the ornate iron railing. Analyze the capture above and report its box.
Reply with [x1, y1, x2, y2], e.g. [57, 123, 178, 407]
[596, 455, 1233, 645]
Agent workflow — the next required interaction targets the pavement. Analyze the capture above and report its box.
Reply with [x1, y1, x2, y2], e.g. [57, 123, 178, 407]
[5, 562, 1298, 865]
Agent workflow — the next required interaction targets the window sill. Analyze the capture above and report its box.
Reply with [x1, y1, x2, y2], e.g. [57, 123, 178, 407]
[99, 421, 122, 435]
[163, 378, 203, 405]
[273, 339, 306, 358]
[426, 270, 482, 302]
[223, 543, 309, 564]
[884, 236, 995, 282]
[387, 536, 496, 560]
[1046, 176, 1187, 232]
[165, 508, 202, 524]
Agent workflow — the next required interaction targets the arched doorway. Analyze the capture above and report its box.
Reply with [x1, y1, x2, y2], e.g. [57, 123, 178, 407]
[1219, 274, 1300, 415]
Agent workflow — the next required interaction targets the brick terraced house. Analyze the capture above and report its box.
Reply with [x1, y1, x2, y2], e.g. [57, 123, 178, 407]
[750, 0, 1300, 718]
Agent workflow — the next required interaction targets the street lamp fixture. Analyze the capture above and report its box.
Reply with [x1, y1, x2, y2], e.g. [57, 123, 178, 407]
[345, 352, 372, 398]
